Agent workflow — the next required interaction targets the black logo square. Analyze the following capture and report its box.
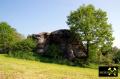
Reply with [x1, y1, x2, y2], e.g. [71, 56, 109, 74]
[99, 66, 118, 77]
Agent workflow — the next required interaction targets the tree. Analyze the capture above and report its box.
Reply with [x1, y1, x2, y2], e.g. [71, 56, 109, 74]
[67, 4, 114, 63]
[112, 47, 120, 63]
[0, 22, 23, 53]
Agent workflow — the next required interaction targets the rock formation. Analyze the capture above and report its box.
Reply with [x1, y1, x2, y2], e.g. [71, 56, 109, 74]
[32, 29, 87, 60]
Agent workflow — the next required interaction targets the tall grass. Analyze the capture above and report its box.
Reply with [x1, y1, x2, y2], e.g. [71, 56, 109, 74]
[0, 54, 120, 79]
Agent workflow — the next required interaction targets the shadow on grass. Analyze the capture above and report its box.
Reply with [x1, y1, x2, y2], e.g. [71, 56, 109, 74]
[34, 54, 94, 68]
[5, 53, 98, 69]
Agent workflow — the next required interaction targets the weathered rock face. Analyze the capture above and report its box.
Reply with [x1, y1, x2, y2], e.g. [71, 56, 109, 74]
[32, 29, 87, 60]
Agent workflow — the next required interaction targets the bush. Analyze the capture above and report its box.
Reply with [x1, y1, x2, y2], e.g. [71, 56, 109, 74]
[8, 51, 38, 60]
[8, 38, 38, 60]
[11, 38, 36, 52]
[113, 50, 120, 63]
[88, 48, 99, 64]
[45, 44, 63, 59]
[99, 53, 113, 65]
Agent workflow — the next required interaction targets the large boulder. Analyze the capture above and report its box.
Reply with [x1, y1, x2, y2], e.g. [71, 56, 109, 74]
[32, 29, 87, 60]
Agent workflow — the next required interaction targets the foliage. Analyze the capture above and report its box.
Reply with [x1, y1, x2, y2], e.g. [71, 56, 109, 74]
[8, 51, 38, 60]
[0, 22, 23, 53]
[87, 44, 99, 63]
[11, 38, 36, 52]
[113, 49, 120, 63]
[67, 4, 114, 64]
[99, 53, 113, 65]
[45, 44, 63, 59]
[8, 37, 38, 60]
[0, 5, 116, 66]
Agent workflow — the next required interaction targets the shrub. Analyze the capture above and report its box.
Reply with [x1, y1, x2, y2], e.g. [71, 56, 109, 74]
[45, 44, 63, 59]
[8, 51, 38, 60]
[99, 53, 113, 65]
[11, 38, 36, 52]
[113, 50, 120, 63]
[8, 38, 38, 60]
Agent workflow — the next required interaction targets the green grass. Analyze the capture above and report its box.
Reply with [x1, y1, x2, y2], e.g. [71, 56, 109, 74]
[0, 54, 119, 79]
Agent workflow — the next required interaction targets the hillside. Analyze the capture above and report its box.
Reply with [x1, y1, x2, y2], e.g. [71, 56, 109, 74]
[0, 54, 119, 79]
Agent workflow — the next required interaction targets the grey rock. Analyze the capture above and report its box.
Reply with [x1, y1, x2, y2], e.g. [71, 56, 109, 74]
[32, 29, 87, 60]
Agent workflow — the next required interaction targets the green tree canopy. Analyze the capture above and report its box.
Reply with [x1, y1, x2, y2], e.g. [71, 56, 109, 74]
[67, 4, 114, 63]
[0, 22, 23, 53]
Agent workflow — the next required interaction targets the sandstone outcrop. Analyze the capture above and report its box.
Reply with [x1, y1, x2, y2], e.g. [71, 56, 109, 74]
[32, 29, 87, 60]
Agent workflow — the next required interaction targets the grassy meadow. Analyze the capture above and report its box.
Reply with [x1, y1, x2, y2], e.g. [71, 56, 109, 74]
[0, 54, 119, 79]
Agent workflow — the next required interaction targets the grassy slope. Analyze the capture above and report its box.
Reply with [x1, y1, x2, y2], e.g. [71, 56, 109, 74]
[0, 54, 119, 79]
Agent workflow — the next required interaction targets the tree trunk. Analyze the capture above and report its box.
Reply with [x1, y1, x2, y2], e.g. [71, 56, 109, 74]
[86, 40, 90, 58]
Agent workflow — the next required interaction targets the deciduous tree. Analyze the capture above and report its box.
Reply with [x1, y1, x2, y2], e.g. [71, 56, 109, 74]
[67, 4, 114, 63]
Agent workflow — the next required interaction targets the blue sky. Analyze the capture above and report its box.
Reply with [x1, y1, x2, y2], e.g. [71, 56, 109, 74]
[0, 0, 120, 48]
